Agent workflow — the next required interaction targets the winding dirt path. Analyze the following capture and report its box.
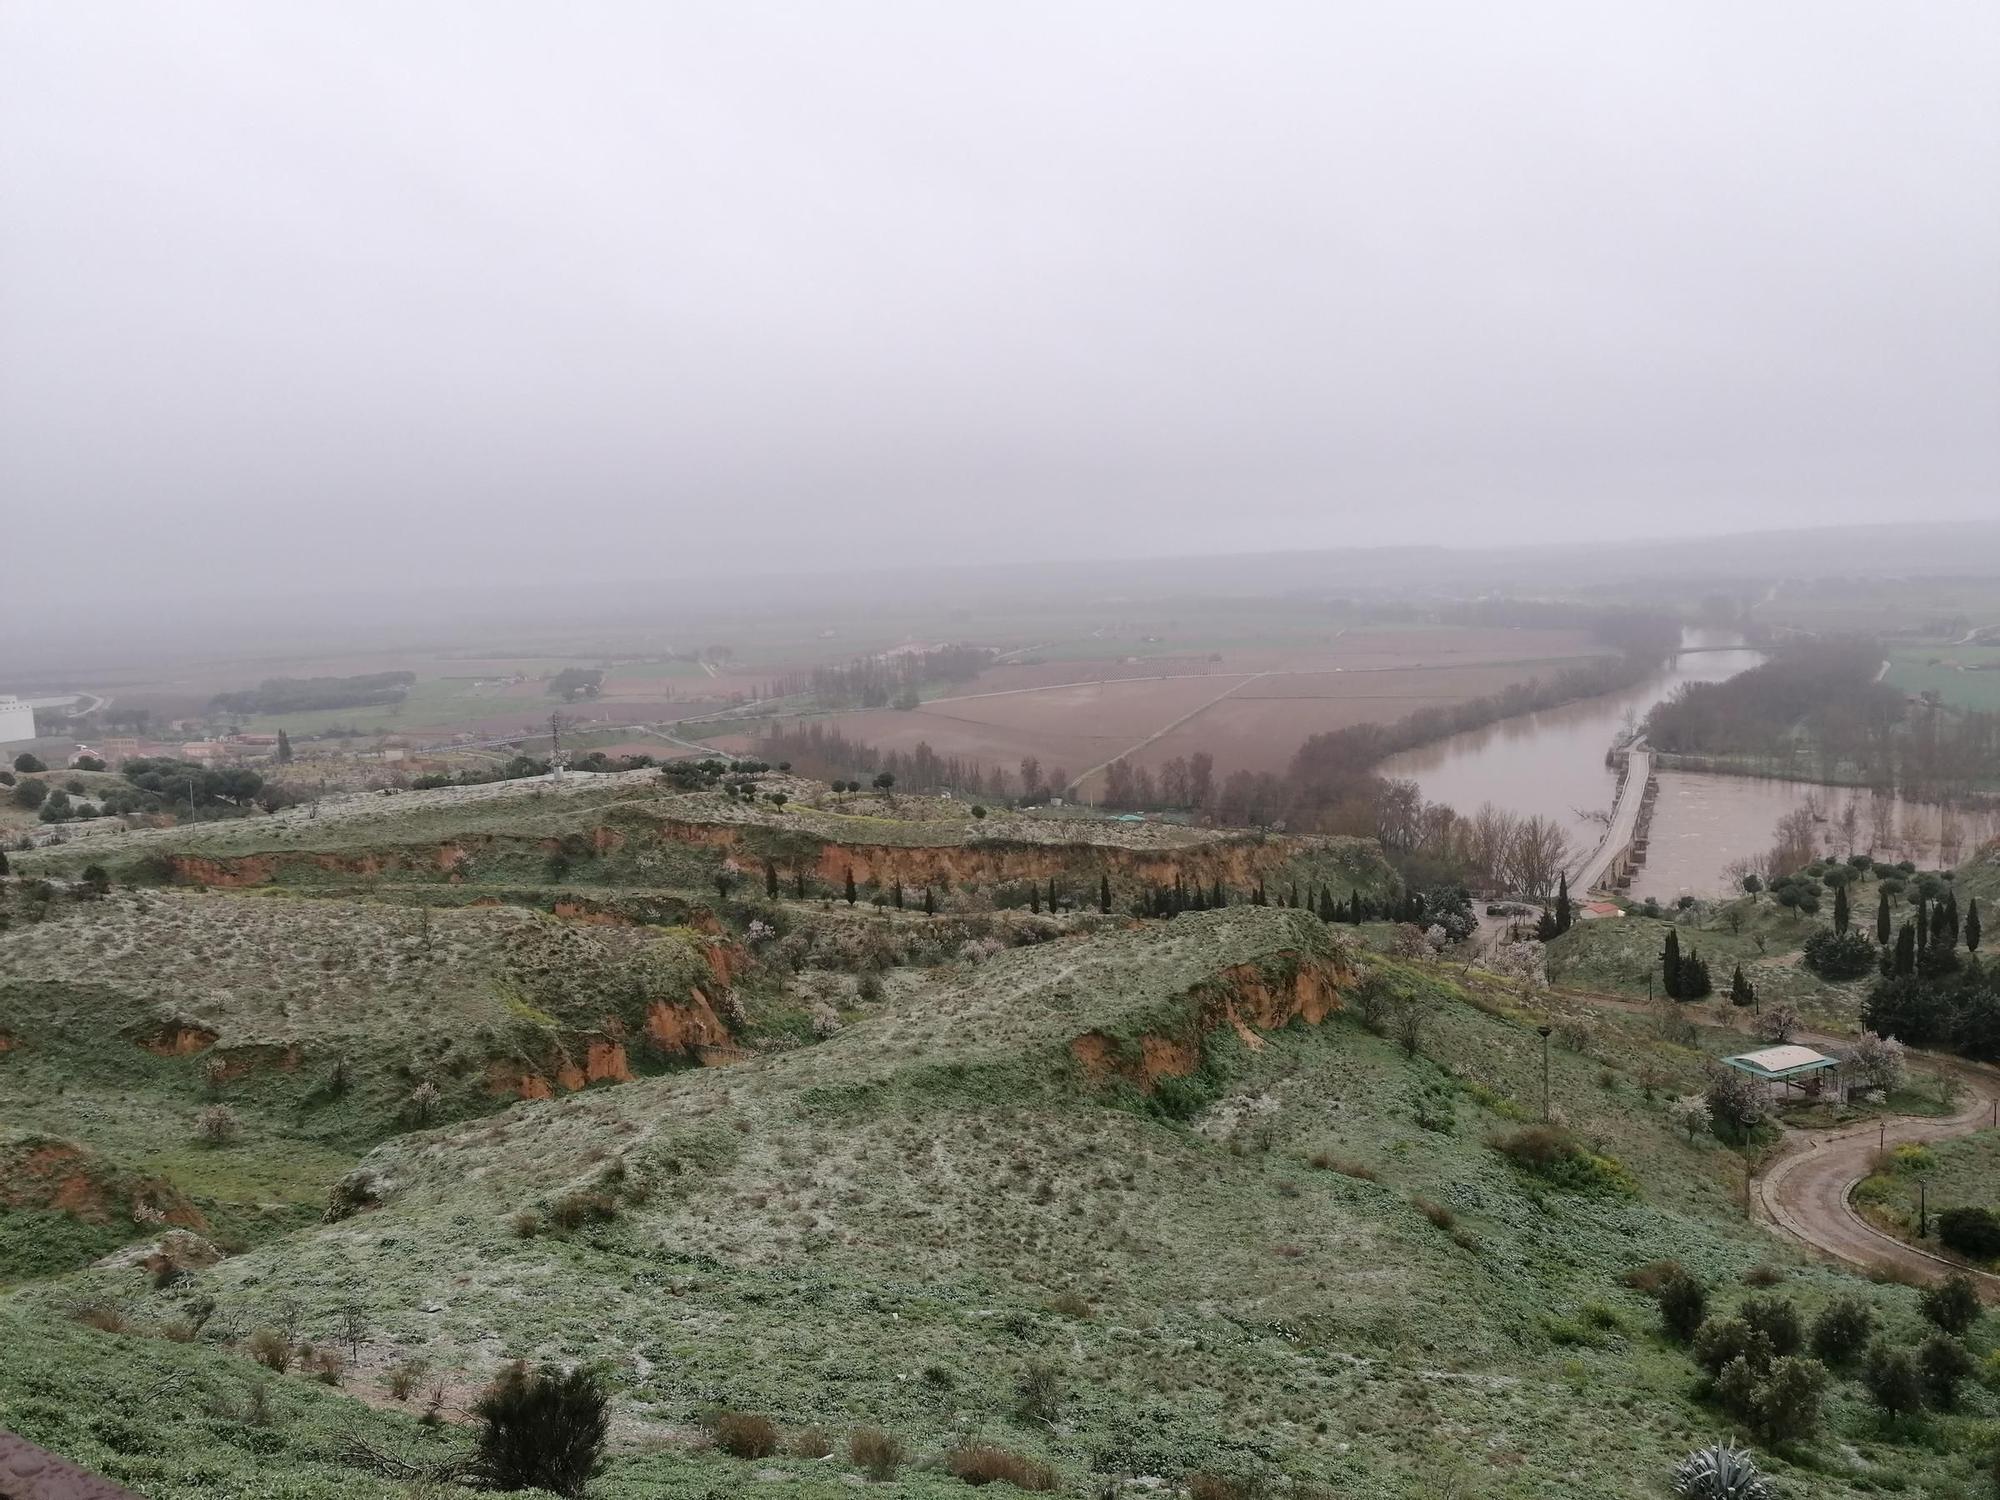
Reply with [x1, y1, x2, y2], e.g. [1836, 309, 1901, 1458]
[1753, 1051, 2000, 1299]
[1549, 984, 2000, 1296]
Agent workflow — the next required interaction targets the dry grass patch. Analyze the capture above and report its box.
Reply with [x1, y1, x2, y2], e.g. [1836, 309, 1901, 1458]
[947, 1444, 1059, 1490]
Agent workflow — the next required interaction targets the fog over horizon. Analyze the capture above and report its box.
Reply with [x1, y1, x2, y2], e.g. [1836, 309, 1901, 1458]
[4, 2, 1997, 631]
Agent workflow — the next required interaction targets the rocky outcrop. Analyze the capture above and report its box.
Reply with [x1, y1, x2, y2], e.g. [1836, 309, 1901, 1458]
[1069, 948, 1354, 1093]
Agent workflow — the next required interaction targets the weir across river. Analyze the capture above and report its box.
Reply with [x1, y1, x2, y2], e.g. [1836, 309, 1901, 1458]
[1568, 739, 1655, 895]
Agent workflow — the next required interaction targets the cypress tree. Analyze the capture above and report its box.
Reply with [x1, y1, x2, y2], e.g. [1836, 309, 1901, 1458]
[1349, 891, 1363, 925]
[1967, 897, 1981, 953]
[1554, 872, 1572, 936]
[1047, 877, 1058, 912]
[1029, 884, 1041, 913]
[276, 728, 293, 764]
[1317, 887, 1335, 923]
[1877, 888, 1892, 945]
[1191, 884, 1208, 911]
[765, 860, 779, 899]
[1894, 921, 1916, 976]
[1730, 964, 1754, 1008]
[1536, 911, 1557, 942]
[1662, 928, 1682, 1000]
[0, 849, 8, 877]
[844, 869, 857, 906]
[795, 868, 807, 899]
[893, 882, 903, 910]
[1100, 874, 1112, 914]
[1916, 898, 1930, 952]
[1940, 890, 1959, 947]
[1211, 878, 1224, 908]
[1289, 882, 1299, 908]
[923, 886, 935, 916]
[1254, 879, 1266, 907]
[1833, 880, 1849, 936]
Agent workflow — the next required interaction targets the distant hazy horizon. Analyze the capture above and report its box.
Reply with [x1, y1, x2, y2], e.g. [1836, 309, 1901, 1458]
[4, 2, 1996, 633]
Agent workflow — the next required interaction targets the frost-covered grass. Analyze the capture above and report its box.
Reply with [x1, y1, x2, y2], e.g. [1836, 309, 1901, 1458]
[14, 907, 1998, 1497]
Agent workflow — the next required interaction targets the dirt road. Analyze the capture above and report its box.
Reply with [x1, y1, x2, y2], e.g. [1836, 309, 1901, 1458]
[1754, 1053, 2000, 1298]
[1551, 984, 2000, 1295]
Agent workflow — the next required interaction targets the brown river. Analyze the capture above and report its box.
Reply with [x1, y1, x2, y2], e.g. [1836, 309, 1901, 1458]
[1380, 630, 1995, 896]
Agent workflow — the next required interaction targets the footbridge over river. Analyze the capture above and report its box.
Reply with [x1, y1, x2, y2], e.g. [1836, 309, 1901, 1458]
[1569, 739, 1656, 895]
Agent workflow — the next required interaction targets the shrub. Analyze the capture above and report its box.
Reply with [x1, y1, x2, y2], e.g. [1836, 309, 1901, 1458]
[790, 1427, 835, 1459]
[472, 1361, 609, 1499]
[70, 1300, 129, 1335]
[384, 1360, 427, 1401]
[1803, 927, 1878, 980]
[1014, 1359, 1064, 1424]
[1809, 1297, 1876, 1367]
[1488, 1125, 1636, 1194]
[1938, 1205, 2000, 1261]
[1919, 1332, 1975, 1408]
[306, 1346, 344, 1386]
[1920, 1272, 1983, 1336]
[1308, 1152, 1378, 1181]
[1693, 1316, 1771, 1378]
[1738, 1295, 1803, 1357]
[1670, 1442, 1775, 1500]
[710, 1411, 780, 1459]
[197, 1104, 241, 1147]
[1623, 1259, 1687, 1295]
[508, 1209, 541, 1238]
[1863, 1340, 1925, 1418]
[1655, 1271, 1708, 1343]
[1413, 1196, 1455, 1230]
[247, 1328, 292, 1372]
[849, 1426, 906, 1481]
[547, 1189, 620, 1233]
[947, 1444, 1059, 1490]
[1746, 1355, 1828, 1440]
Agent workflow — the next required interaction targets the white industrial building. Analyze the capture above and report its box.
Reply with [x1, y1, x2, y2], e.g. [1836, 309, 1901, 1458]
[0, 696, 37, 748]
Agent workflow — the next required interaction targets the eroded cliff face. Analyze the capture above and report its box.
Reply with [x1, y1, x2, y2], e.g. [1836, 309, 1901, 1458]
[163, 816, 1317, 899]
[1069, 947, 1355, 1093]
[0, 1139, 204, 1230]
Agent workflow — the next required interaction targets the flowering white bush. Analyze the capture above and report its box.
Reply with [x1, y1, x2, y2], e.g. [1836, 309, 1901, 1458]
[1667, 1093, 1712, 1142]
[1754, 1003, 1802, 1045]
[746, 919, 776, 945]
[1847, 1029, 1905, 1092]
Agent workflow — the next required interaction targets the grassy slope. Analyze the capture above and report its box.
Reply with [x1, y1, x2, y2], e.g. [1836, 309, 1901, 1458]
[9, 908, 1999, 1498]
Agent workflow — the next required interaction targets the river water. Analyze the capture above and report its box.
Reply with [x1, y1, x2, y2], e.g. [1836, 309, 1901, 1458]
[1379, 629, 1763, 874]
[1378, 630, 1995, 895]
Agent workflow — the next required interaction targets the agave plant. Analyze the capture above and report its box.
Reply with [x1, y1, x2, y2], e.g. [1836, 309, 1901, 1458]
[1672, 1442, 1775, 1499]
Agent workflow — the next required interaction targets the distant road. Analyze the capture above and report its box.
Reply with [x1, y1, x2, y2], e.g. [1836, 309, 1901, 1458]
[1063, 674, 1269, 796]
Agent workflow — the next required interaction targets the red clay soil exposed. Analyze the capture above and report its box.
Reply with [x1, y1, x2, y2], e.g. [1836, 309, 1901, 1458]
[0, 1140, 204, 1229]
[1070, 950, 1354, 1092]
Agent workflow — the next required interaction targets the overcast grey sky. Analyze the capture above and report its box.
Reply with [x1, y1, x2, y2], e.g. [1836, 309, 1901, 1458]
[3, 1, 1996, 614]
